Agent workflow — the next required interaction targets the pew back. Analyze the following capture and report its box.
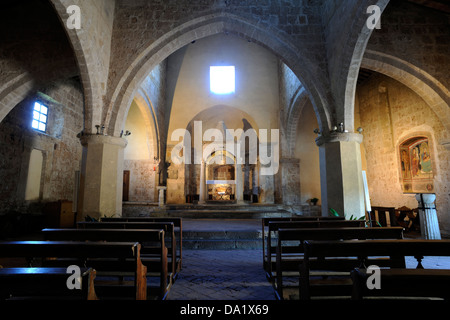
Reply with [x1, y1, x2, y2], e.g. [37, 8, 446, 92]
[300, 239, 450, 300]
[0, 267, 97, 300]
[273, 227, 404, 299]
[264, 219, 365, 274]
[41, 228, 169, 299]
[0, 241, 147, 300]
[77, 221, 179, 279]
[101, 217, 183, 270]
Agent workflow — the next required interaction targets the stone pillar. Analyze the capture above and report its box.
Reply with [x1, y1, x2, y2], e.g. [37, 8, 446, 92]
[416, 193, 441, 240]
[78, 134, 128, 220]
[235, 163, 245, 204]
[157, 186, 167, 207]
[199, 160, 206, 204]
[316, 133, 365, 218]
[252, 165, 259, 202]
[259, 163, 275, 204]
[279, 158, 301, 205]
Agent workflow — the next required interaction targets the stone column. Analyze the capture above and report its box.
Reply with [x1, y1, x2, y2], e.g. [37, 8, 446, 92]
[416, 193, 441, 240]
[252, 165, 259, 202]
[235, 163, 245, 204]
[157, 186, 167, 207]
[279, 158, 301, 205]
[316, 132, 365, 218]
[78, 134, 128, 220]
[259, 163, 275, 204]
[199, 160, 206, 204]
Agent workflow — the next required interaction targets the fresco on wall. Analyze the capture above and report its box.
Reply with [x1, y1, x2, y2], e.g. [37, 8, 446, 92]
[400, 137, 434, 193]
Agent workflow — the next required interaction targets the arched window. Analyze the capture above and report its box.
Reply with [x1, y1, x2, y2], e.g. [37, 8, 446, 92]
[399, 136, 434, 193]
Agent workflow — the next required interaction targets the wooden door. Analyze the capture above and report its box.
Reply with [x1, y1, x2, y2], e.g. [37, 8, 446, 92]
[123, 170, 130, 201]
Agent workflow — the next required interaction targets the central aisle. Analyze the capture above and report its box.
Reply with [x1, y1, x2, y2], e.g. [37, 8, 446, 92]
[166, 249, 276, 300]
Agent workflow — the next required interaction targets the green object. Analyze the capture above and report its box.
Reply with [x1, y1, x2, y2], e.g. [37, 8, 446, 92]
[329, 208, 339, 217]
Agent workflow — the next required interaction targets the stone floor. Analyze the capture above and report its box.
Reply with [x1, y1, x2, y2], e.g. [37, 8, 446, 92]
[167, 249, 276, 300]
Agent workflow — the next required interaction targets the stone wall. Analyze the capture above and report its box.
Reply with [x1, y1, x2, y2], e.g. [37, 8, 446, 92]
[0, 78, 84, 215]
[294, 101, 321, 206]
[0, 0, 78, 123]
[357, 73, 450, 236]
[368, 0, 450, 91]
[123, 160, 156, 202]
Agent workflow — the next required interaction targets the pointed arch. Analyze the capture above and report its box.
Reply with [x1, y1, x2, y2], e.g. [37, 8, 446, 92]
[132, 90, 160, 160]
[361, 50, 450, 134]
[106, 12, 332, 138]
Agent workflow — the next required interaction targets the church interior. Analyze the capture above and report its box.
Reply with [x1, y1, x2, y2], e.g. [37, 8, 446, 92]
[0, 0, 449, 304]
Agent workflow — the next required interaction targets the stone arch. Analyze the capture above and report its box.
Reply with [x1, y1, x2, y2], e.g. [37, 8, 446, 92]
[361, 50, 450, 134]
[107, 11, 332, 138]
[49, 0, 111, 134]
[132, 90, 160, 159]
[284, 86, 310, 157]
[339, 0, 390, 132]
[0, 0, 81, 125]
[0, 73, 36, 123]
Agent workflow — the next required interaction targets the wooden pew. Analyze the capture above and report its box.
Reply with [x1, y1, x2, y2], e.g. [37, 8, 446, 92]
[0, 241, 147, 300]
[351, 268, 450, 301]
[274, 227, 404, 300]
[261, 216, 344, 266]
[370, 206, 397, 227]
[41, 228, 170, 300]
[0, 267, 97, 300]
[264, 219, 365, 280]
[300, 239, 450, 300]
[101, 217, 183, 271]
[77, 221, 179, 281]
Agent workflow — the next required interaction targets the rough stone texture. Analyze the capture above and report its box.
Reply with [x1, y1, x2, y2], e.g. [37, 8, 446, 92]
[0, 78, 84, 215]
[0, 0, 78, 124]
[50, 0, 116, 133]
[123, 160, 156, 202]
[367, 1, 450, 92]
[279, 158, 301, 205]
[357, 73, 450, 237]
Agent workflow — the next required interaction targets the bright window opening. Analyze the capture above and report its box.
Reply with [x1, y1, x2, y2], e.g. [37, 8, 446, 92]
[210, 66, 235, 95]
[32, 101, 48, 133]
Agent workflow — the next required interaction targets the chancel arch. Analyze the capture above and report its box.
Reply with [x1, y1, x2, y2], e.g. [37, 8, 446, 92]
[107, 11, 331, 140]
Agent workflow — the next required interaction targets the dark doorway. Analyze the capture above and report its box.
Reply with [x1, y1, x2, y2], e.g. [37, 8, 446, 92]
[123, 170, 130, 201]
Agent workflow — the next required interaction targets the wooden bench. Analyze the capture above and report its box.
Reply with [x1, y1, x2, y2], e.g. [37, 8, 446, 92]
[350, 239, 450, 300]
[351, 268, 450, 301]
[0, 241, 147, 300]
[264, 219, 364, 280]
[274, 227, 404, 299]
[41, 228, 170, 300]
[300, 239, 450, 300]
[77, 221, 180, 281]
[370, 206, 397, 227]
[261, 216, 345, 263]
[101, 217, 183, 270]
[0, 267, 97, 300]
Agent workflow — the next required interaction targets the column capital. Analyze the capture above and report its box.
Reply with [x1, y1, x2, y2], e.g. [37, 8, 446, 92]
[415, 193, 436, 204]
[315, 132, 363, 147]
[79, 134, 128, 149]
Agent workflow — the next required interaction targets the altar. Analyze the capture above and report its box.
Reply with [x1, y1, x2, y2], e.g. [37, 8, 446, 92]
[207, 164, 236, 201]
